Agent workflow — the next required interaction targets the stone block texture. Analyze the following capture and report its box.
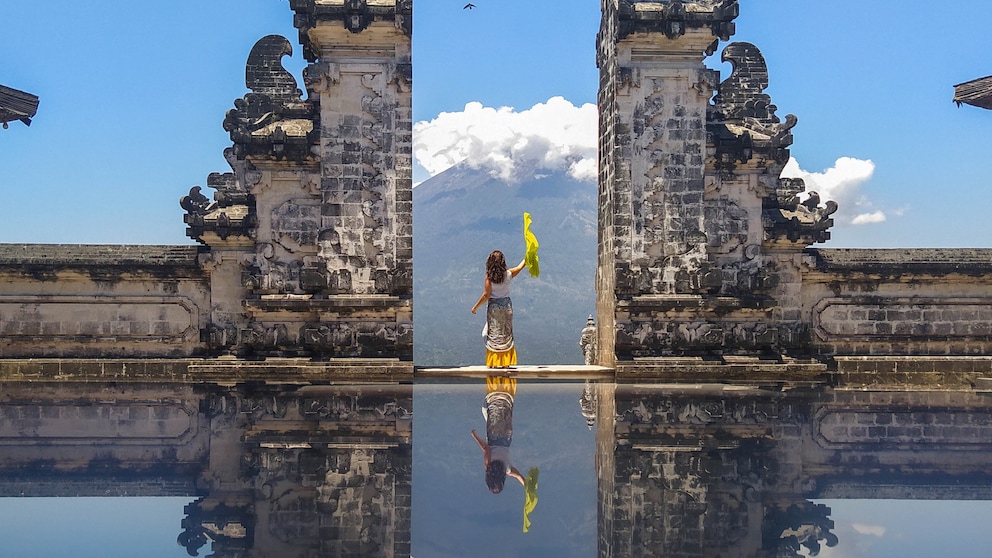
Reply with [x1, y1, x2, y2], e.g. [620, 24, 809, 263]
[596, 0, 992, 363]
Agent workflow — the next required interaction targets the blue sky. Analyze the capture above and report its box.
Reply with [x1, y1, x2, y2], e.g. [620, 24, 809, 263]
[2, 0, 991, 247]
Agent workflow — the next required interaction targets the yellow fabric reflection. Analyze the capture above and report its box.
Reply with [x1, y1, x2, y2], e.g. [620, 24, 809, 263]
[522, 467, 539, 533]
[523, 212, 540, 277]
[485, 375, 517, 396]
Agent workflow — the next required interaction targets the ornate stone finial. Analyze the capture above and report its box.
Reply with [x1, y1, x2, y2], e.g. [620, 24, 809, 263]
[714, 42, 777, 123]
[762, 501, 839, 557]
[223, 35, 317, 162]
[580, 315, 598, 366]
[710, 42, 797, 169]
[708, 42, 838, 244]
[578, 379, 597, 430]
[245, 35, 302, 103]
[179, 186, 211, 216]
[763, 190, 839, 244]
[344, 0, 372, 34]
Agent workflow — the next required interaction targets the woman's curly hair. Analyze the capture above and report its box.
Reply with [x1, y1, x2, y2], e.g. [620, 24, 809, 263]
[486, 250, 507, 284]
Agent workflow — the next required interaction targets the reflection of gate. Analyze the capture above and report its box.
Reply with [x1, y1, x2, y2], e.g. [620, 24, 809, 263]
[0, 380, 413, 557]
[3, 1, 992, 376]
[604, 382, 992, 557]
[4, 376, 991, 557]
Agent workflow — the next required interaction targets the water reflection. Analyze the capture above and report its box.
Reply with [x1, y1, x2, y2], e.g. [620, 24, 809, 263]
[471, 376, 540, 530]
[1, 375, 991, 556]
[0, 381, 412, 557]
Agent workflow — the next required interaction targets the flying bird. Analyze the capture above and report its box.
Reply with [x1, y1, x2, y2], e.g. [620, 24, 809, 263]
[464, 3, 475, 9]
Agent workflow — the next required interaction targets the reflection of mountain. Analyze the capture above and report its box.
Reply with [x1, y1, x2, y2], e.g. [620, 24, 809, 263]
[411, 382, 598, 558]
[413, 164, 597, 366]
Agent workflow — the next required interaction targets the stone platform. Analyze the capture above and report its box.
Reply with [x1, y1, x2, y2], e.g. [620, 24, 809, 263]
[0, 358, 413, 383]
[414, 364, 614, 380]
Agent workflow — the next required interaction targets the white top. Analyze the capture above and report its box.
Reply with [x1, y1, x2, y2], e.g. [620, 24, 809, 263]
[490, 273, 513, 299]
[490, 445, 511, 470]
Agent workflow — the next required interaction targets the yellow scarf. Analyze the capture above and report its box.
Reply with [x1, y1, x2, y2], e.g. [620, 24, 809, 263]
[522, 467, 539, 532]
[523, 212, 540, 277]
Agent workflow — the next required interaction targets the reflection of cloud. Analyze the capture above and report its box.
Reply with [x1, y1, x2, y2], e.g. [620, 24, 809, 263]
[782, 157, 883, 226]
[851, 523, 886, 537]
[413, 97, 598, 184]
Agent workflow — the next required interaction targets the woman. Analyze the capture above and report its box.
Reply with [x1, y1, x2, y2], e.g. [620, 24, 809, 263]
[471, 250, 527, 368]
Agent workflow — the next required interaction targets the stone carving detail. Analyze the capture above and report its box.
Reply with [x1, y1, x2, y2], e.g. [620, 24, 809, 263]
[178, 498, 253, 557]
[181, 180, 256, 243]
[704, 198, 747, 252]
[272, 200, 321, 253]
[240, 321, 290, 350]
[710, 42, 797, 170]
[182, 36, 318, 246]
[708, 42, 838, 245]
[617, 392, 807, 431]
[344, 0, 372, 34]
[616, 319, 809, 356]
[316, 64, 410, 296]
[179, 186, 211, 215]
[290, 0, 413, 61]
[617, 0, 739, 43]
[223, 35, 317, 162]
[301, 321, 412, 358]
[764, 190, 838, 244]
[578, 380, 597, 429]
[762, 501, 839, 557]
[301, 395, 412, 422]
[205, 322, 239, 350]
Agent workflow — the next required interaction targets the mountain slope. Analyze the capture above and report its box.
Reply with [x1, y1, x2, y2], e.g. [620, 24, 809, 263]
[413, 165, 597, 366]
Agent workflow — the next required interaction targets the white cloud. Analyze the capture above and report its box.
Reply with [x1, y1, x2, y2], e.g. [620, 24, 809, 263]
[851, 211, 886, 225]
[413, 97, 598, 184]
[781, 157, 883, 226]
[851, 523, 886, 537]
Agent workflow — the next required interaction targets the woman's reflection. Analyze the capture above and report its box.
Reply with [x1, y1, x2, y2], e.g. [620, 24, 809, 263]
[472, 376, 524, 493]
[471, 376, 539, 531]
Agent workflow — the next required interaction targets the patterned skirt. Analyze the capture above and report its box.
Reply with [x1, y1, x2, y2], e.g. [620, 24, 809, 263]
[484, 376, 516, 446]
[485, 296, 517, 367]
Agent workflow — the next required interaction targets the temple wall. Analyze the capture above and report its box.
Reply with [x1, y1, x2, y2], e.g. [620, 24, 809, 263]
[0, 245, 209, 358]
[802, 248, 992, 358]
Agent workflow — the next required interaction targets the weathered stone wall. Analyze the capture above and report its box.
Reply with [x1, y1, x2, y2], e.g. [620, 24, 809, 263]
[0, 245, 209, 358]
[803, 249, 992, 358]
[596, 0, 621, 369]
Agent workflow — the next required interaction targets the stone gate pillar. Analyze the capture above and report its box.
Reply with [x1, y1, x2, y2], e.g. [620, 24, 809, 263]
[182, 0, 413, 363]
[290, 0, 414, 359]
[597, 0, 738, 366]
[597, 1, 837, 368]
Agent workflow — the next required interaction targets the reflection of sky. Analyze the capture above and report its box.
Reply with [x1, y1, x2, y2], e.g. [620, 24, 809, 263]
[412, 381, 597, 558]
[805, 500, 992, 558]
[0, 497, 201, 557]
